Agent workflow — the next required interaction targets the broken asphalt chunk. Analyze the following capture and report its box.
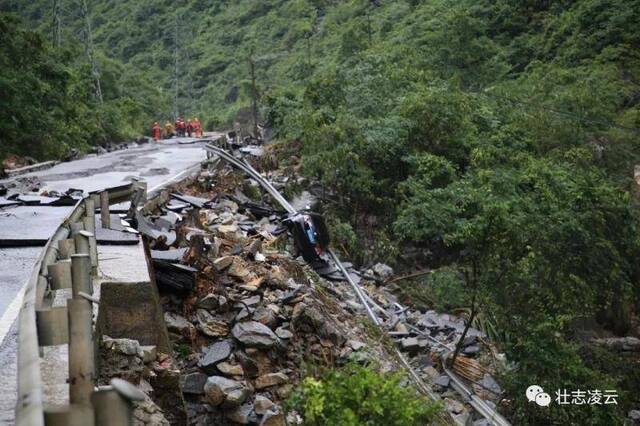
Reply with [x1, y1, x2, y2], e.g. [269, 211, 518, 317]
[150, 248, 188, 263]
[153, 261, 197, 291]
[166, 200, 190, 212]
[136, 212, 177, 245]
[171, 193, 210, 209]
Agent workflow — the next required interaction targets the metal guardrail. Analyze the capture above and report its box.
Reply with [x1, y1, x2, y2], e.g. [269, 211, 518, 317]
[15, 182, 147, 426]
[204, 143, 511, 426]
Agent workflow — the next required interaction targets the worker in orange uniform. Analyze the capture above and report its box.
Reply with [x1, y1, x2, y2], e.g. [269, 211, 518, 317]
[174, 117, 181, 137]
[194, 117, 203, 137]
[186, 119, 193, 137]
[151, 122, 162, 141]
[164, 121, 174, 139]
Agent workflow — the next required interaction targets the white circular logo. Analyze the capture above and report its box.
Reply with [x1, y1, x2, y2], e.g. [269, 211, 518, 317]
[526, 385, 544, 402]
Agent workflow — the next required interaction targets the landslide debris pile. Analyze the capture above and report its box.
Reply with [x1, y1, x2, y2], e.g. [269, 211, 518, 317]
[99, 152, 507, 425]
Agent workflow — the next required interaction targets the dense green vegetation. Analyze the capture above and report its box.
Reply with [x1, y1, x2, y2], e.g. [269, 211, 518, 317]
[3, 0, 640, 423]
[287, 363, 441, 425]
[0, 11, 165, 161]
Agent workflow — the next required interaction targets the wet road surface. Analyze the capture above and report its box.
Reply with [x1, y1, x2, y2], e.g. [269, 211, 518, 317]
[13, 139, 210, 193]
[0, 137, 213, 423]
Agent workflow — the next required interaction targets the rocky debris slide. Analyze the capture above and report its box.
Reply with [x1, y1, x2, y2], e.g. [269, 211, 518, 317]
[95, 149, 507, 425]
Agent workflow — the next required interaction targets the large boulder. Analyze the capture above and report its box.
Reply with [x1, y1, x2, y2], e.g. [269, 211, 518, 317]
[232, 321, 278, 348]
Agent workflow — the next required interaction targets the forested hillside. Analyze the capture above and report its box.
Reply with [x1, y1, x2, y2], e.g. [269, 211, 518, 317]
[2, 0, 640, 424]
[0, 11, 165, 160]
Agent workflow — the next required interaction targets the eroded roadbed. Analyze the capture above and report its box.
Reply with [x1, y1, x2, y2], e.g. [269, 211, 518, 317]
[92, 148, 508, 425]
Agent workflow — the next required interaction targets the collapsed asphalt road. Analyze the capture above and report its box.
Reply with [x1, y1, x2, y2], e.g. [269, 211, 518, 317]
[0, 138, 214, 195]
[0, 138, 217, 314]
[0, 136, 218, 423]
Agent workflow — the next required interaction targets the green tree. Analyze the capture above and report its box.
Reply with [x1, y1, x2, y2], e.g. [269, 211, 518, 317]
[395, 153, 638, 423]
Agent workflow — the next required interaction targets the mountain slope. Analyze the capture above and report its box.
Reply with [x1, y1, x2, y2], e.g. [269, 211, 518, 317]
[2, 1, 640, 424]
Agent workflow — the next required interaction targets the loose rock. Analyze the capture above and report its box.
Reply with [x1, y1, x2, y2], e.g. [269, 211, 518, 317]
[204, 376, 250, 408]
[133, 396, 171, 426]
[254, 395, 275, 415]
[141, 345, 157, 363]
[372, 263, 394, 281]
[480, 374, 501, 395]
[197, 309, 230, 337]
[217, 362, 244, 377]
[182, 372, 208, 395]
[232, 321, 279, 348]
[260, 409, 285, 426]
[445, 397, 465, 414]
[199, 340, 232, 374]
[214, 256, 233, 271]
[255, 372, 289, 390]
[434, 375, 450, 388]
[400, 337, 419, 352]
[275, 327, 293, 339]
[236, 351, 260, 378]
[197, 294, 220, 310]
[165, 312, 195, 337]
[103, 336, 143, 358]
[226, 403, 254, 424]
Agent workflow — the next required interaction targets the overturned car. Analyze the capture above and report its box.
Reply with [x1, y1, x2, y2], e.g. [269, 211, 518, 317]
[284, 212, 330, 266]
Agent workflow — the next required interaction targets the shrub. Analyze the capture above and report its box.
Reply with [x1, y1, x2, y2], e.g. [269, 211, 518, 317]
[287, 363, 440, 426]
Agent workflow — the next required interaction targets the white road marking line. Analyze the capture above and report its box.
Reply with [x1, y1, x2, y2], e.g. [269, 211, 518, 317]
[0, 282, 26, 345]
